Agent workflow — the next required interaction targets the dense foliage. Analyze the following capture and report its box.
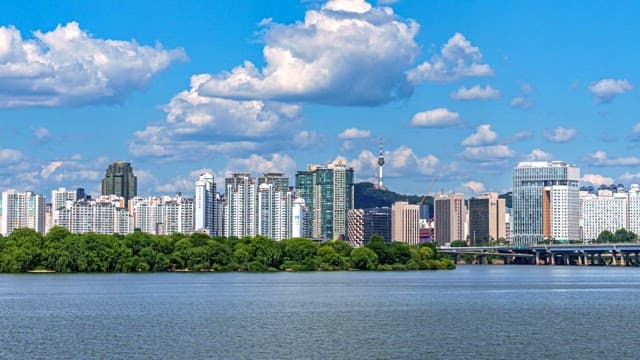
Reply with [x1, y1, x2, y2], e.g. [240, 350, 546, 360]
[596, 228, 638, 243]
[0, 227, 454, 273]
[355, 182, 432, 214]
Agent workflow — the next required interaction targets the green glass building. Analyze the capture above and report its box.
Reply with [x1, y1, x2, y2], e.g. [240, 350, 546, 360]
[101, 162, 137, 208]
[295, 162, 354, 240]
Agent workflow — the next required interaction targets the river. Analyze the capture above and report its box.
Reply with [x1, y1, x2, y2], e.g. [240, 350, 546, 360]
[1, 266, 639, 359]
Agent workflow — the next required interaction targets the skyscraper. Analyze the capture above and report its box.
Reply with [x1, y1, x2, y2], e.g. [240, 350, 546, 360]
[295, 161, 354, 240]
[101, 162, 137, 207]
[391, 202, 420, 245]
[512, 161, 580, 245]
[434, 193, 466, 246]
[194, 172, 219, 236]
[468, 192, 506, 246]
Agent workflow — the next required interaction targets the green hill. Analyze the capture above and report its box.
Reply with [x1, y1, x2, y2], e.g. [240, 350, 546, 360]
[354, 182, 512, 214]
[354, 182, 433, 215]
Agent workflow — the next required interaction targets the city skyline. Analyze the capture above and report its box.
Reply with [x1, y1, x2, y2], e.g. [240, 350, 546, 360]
[2, 0, 640, 198]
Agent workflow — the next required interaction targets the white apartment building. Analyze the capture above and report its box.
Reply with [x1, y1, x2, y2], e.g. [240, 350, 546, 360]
[1, 190, 46, 236]
[195, 172, 221, 236]
[224, 174, 257, 238]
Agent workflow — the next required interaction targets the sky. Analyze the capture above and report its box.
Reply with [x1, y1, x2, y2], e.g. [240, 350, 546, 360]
[1, 0, 640, 198]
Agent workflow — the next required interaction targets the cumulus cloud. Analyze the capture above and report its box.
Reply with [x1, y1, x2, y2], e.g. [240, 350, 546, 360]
[450, 85, 500, 100]
[585, 151, 640, 167]
[526, 148, 553, 161]
[462, 181, 485, 194]
[129, 74, 303, 160]
[544, 127, 577, 143]
[225, 153, 297, 177]
[588, 78, 633, 103]
[411, 108, 460, 128]
[461, 124, 497, 146]
[0, 22, 186, 107]
[407, 32, 493, 83]
[510, 96, 532, 109]
[338, 127, 371, 139]
[505, 130, 534, 143]
[195, 1, 419, 106]
[581, 174, 614, 186]
[461, 145, 514, 160]
[348, 145, 439, 178]
[619, 172, 640, 183]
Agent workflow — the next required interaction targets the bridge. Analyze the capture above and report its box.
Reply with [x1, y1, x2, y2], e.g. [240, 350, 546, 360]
[439, 243, 640, 266]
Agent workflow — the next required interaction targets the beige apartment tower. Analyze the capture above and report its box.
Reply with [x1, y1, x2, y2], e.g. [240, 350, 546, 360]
[391, 201, 420, 245]
[434, 193, 466, 246]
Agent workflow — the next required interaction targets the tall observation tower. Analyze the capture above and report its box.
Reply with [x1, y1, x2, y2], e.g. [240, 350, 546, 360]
[377, 139, 385, 190]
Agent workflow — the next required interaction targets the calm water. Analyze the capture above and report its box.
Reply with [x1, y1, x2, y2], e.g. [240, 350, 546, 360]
[1, 266, 640, 359]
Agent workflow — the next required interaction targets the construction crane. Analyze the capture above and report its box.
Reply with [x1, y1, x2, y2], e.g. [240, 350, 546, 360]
[419, 178, 438, 207]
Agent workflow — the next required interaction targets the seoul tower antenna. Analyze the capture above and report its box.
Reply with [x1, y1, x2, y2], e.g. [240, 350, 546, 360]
[377, 138, 385, 190]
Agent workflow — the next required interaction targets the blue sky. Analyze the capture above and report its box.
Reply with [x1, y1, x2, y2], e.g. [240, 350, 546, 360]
[1, 0, 640, 198]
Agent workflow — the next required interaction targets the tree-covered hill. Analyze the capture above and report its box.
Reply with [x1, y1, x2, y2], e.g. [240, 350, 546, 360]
[354, 182, 433, 215]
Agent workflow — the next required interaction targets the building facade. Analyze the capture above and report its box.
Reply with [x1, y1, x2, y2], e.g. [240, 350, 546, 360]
[434, 193, 466, 246]
[468, 192, 506, 246]
[1, 191, 46, 236]
[512, 161, 580, 245]
[194, 172, 221, 236]
[295, 162, 354, 240]
[347, 207, 391, 247]
[391, 201, 420, 245]
[224, 173, 258, 238]
[101, 162, 137, 207]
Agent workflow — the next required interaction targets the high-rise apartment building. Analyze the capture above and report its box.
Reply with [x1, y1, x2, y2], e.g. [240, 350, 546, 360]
[580, 189, 627, 241]
[101, 161, 137, 207]
[347, 207, 392, 247]
[224, 173, 258, 238]
[194, 172, 221, 236]
[295, 162, 354, 240]
[291, 198, 306, 238]
[163, 194, 194, 235]
[512, 161, 580, 245]
[54, 195, 132, 235]
[257, 182, 292, 240]
[468, 192, 506, 246]
[391, 202, 420, 245]
[51, 187, 77, 227]
[434, 193, 466, 246]
[0, 191, 46, 235]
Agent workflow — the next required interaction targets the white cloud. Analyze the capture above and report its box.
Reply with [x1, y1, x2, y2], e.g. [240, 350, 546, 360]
[129, 74, 303, 160]
[338, 127, 371, 139]
[585, 151, 640, 167]
[32, 127, 51, 141]
[630, 123, 640, 141]
[461, 124, 497, 146]
[225, 153, 297, 176]
[450, 85, 500, 100]
[411, 108, 460, 128]
[347, 145, 439, 178]
[407, 32, 493, 83]
[40, 161, 62, 178]
[581, 174, 614, 186]
[0, 22, 185, 107]
[0, 148, 23, 163]
[527, 148, 553, 161]
[505, 130, 534, 143]
[544, 127, 577, 143]
[588, 79, 633, 103]
[510, 96, 532, 109]
[462, 181, 485, 194]
[461, 145, 514, 160]
[196, 2, 419, 106]
[619, 172, 640, 183]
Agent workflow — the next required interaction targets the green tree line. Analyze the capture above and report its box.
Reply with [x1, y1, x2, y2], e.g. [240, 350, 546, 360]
[596, 228, 637, 243]
[0, 228, 454, 273]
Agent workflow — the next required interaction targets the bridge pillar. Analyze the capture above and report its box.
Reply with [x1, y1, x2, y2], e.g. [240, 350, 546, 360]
[598, 253, 605, 266]
[550, 253, 555, 265]
[577, 254, 583, 266]
[620, 252, 626, 267]
[611, 252, 618, 266]
[636, 253, 640, 267]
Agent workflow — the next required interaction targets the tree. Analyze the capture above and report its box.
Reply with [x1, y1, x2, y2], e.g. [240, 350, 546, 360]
[597, 230, 615, 243]
[450, 240, 468, 247]
[366, 234, 390, 264]
[351, 247, 378, 270]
